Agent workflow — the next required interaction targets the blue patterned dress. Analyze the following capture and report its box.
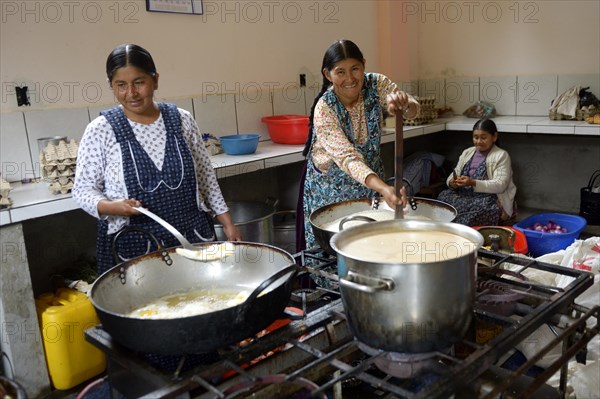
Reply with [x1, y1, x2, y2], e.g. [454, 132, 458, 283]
[302, 74, 386, 251]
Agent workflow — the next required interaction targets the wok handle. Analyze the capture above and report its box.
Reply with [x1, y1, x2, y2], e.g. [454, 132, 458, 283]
[339, 270, 395, 294]
[111, 226, 166, 265]
[245, 264, 299, 304]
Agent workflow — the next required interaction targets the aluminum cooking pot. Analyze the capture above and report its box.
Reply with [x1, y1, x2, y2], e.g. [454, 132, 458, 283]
[310, 197, 457, 255]
[330, 219, 483, 353]
[215, 200, 277, 244]
[90, 241, 297, 355]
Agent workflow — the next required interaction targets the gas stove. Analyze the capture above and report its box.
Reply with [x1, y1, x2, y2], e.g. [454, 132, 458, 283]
[85, 248, 599, 399]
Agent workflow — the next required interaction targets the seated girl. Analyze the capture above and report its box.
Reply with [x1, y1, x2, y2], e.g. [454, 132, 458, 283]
[437, 118, 517, 226]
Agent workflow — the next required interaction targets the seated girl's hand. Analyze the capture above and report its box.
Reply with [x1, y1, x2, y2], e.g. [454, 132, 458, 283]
[453, 176, 475, 187]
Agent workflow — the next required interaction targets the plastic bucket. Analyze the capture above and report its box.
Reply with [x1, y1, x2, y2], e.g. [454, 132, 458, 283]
[513, 213, 587, 257]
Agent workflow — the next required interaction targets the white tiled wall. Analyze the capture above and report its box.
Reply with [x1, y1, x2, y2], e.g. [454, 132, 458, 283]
[0, 112, 31, 182]
[516, 75, 558, 116]
[1, 73, 597, 183]
[192, 94, 237, 137]
[480, 76, 517, 116]
[272, 87, 307, 116]
[235, 87, 272, 141]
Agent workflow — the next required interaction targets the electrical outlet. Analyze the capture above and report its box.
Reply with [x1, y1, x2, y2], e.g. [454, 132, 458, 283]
[16, 86, 30, 106]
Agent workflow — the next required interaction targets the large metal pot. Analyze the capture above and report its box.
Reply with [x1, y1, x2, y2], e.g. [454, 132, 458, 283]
[310, 197, 457, 255]
[330, 220, 483, 353]
[215, 201, 277, 244]
[90, 241, 297, 355]
[273, 210, 297, 254]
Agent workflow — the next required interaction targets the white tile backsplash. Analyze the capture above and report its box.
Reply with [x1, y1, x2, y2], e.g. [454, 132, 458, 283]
[3, 72, 595, 185]
[272, 86, 307, 116]
[23, 108, 89, 178]
[0, 112, 32, 182]
[235, 89, 273, 141]
[480, 76, 517, 116]
[192, 94, 237, 137]
[445, 78, 480, 117]
[24, 108, 90, 145]
[516, 75, 558, 116]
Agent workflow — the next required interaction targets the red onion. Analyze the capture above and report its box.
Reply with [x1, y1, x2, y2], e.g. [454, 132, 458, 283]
[525, 221, 568, 234]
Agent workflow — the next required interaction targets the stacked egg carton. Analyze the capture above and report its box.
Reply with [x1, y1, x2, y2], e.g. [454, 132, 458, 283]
[0, 178, 12, 208]
[405, 96, 437, 126]
[40, 139, 78, 194]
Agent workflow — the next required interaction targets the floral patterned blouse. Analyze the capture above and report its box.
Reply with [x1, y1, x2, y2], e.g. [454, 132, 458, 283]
[73, 107, 228, 234]
[310, 73, 398, 185]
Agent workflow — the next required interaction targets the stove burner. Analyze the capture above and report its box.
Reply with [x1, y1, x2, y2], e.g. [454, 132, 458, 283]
[477, 267, 531, 316]
[290, 288, 323, 304]
[357, 342, 448, 379]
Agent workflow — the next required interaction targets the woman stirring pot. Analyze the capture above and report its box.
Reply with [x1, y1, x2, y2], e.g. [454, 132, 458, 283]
[297, 39, 419, 252]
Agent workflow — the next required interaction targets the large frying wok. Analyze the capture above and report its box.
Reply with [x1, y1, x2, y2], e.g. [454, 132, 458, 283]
[90, 240, 297, 355]
[310, 197, 457, 255]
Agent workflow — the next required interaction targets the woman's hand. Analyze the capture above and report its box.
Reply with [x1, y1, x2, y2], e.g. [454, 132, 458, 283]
[215, 212, 242, 241]
[451, 175, 476, 188]
[381, 184, 408, 210]
[386, 91, 420, 119]
[97, 198, 141, 216]
[365, 174, 407, 210]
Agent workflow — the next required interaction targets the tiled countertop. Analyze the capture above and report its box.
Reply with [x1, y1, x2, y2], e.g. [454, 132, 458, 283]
[1, 116, 598, 226]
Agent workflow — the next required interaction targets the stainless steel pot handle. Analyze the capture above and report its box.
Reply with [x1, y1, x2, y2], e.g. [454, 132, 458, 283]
[339, 270, 395, 294]
[338, 215, 376, 231]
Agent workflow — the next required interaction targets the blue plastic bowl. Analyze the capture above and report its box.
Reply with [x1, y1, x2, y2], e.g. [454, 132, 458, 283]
[513, 213, 587, 257]
[219, 134, 260, 155]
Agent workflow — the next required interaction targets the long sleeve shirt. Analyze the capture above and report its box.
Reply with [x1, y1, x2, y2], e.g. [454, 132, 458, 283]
[73, 107, 228, 234]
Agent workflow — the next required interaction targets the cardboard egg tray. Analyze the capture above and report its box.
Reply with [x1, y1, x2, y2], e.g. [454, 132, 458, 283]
[405, 96, 437, 126]
[39, 139, 78, 194]
[0, 178, 12, 208]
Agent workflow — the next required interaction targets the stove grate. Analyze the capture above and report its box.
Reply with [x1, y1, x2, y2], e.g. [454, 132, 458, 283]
[84, 248, 599, 399]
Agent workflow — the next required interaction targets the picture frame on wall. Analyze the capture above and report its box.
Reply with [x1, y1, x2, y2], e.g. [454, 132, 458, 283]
[146, 0, 203, 15]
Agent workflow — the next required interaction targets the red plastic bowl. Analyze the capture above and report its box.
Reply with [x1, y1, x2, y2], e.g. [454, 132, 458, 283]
[261, 115, 309, 145]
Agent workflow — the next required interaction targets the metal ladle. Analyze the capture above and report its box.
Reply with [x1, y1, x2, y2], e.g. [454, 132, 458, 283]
[133, 207, 231, 261]
[133, 206, 197, 250]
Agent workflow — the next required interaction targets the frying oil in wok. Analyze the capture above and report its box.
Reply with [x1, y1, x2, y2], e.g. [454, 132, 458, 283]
[128, 288, 250, 319]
